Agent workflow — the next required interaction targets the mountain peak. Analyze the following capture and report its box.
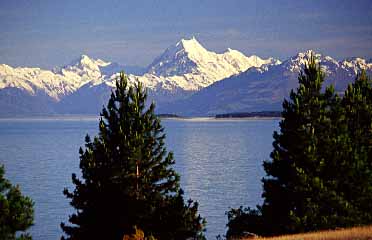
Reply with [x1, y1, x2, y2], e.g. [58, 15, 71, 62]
[63, 55, 110, 71]
[295, 49, 320, 59]
[225, 48, 241, 54]
[146, 37, 208, 76]
[78, 54, 95, 66]
[282, 50, 342, 73]
[292, 50, 342, 66]
[76, 54, 110, 67]
[179, 36, 198, 44]
[288, 50, 324, 64]
[79, 54, 95, 60]
[147, 36, 280, 81]
[176, 37, 207, 54]
[341, 57, 372, 73]
[52, 55, 112, 80]
[67, 54, 94, 67]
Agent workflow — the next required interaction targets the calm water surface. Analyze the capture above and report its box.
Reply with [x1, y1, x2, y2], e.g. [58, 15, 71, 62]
[0, 117, 279, 239]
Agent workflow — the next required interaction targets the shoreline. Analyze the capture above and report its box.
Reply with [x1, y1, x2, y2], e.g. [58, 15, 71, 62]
[0, 115, 282, 122]
[161, 116, 282, 121]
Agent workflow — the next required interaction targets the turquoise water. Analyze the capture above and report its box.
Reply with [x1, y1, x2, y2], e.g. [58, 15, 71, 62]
[0, 117, 279, 239]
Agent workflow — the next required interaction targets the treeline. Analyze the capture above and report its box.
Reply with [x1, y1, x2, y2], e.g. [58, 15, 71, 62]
[215, 111, 281, 118]
[227, 55, 372, 238]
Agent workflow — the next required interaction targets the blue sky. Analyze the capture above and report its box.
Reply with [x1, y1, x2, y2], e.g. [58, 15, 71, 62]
[1, 0, 372, 69]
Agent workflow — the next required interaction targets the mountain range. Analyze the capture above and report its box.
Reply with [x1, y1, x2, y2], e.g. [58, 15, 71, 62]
[0, 38, 371, 117]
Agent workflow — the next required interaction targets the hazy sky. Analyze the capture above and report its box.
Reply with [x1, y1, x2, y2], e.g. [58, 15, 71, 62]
[1, 0, 372, 69]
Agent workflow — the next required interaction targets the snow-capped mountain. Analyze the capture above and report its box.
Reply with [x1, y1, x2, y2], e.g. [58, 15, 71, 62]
[0, 37, 278, 108]
[144, 37, 280, 90]
[160, 50, 372, 116]
[57, 37, 279, 114]
[0, 64, 85, 101]
[0, 40, 371, 116]
[0, 55, 116, 101]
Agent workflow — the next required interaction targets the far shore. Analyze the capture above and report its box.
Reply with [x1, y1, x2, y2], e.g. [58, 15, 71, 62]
[0, 114, 282, 121]
[155, 116, 282, 121]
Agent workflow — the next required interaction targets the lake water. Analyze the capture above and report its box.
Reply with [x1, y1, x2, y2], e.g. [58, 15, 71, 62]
[0, 117, 279, 239]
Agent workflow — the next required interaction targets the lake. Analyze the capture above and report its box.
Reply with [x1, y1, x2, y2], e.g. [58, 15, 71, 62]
[0, 117, 279, 239]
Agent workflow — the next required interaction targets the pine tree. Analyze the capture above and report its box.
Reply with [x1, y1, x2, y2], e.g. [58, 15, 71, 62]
[227, 56, 347, 237]
[0, 165, 34, 240]
[340, 70, 372, 223]
[61, 72, 205, 240]
[260, 55, 333, 234]
[227, 59, 372, 238]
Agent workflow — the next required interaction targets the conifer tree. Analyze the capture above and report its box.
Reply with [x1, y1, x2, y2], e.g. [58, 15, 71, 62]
[61, 72, 205, 240]
[0, 165, 34, 240]
[227, 59, 372, 237]
[227, 56, 346, 237]
[227, 56, 325, 236]
[261, 55, 335, 234]
[340, 70, 372, 223]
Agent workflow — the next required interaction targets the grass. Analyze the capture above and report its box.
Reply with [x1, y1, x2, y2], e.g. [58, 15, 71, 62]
[245, 225, 372, 240]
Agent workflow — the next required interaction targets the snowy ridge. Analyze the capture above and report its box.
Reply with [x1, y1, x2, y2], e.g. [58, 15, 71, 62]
[0, 55, 112, 100]
[144, 37, 280, 90]
[0, 40, 371, 116]
[278, 50, 372, 79]
[0, 64, 85, 101]
[341, 57, 372, 74]
[0, 37, 280, 100]
[280, 50, 336, 73]
[57, 54, 110, 78]
[159, 49, 372, 116]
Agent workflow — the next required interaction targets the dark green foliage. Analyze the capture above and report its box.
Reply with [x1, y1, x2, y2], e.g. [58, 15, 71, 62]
[0, 165, 34, 240]
[227, 57, 372, 237]
[226, 207, 264, 237]
[339, 71, 372, 223]
[61, 72, 205, 240]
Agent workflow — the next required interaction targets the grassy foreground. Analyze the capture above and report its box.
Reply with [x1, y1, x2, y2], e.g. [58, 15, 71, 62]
[245, 225, 372, 240]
